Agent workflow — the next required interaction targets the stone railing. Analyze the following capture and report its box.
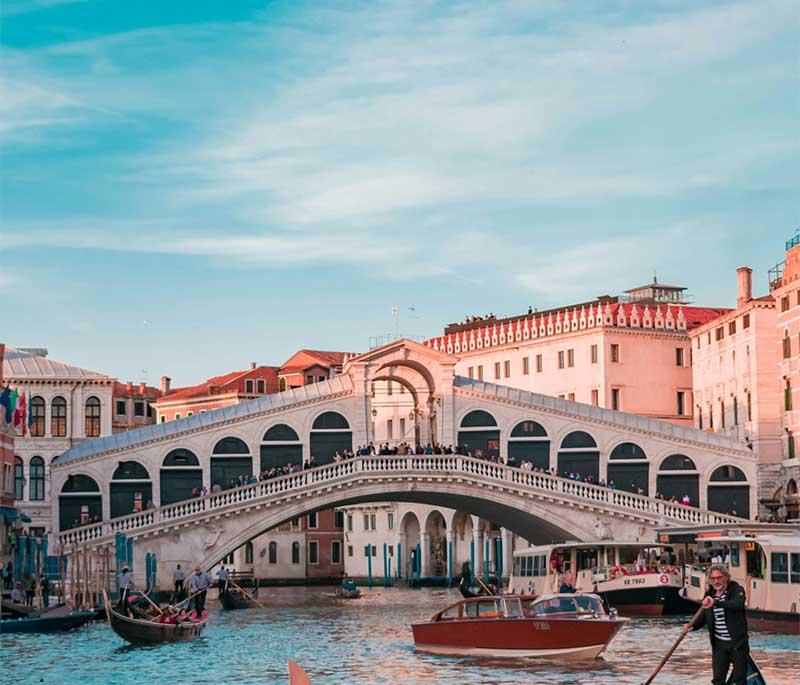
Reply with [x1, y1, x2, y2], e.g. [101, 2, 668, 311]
[55, 455, 745, 549]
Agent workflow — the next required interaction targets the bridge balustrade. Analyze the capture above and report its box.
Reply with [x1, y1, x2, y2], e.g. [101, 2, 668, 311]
[54, 455, 744, 549]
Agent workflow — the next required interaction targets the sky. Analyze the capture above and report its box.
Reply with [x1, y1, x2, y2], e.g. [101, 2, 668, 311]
[1, 0, 797, 386]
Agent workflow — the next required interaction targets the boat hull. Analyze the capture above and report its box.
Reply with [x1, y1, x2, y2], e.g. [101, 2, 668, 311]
[412, 617, 626, 659]
[746, 608, 800, 634]
[219, 591, 258, 610]
[106, 604, 207, 644]
[0, 611, 95, 634]
[599, 586, 696, 616]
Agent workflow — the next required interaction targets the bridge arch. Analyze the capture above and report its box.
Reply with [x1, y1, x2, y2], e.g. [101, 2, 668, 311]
[457, 409, 500, 457]
[110, 460, 152, 519]
[656, 453, 699, 506]
[309, 411, 352, 464]
[375, 359, 436, 396]
[160, 448, 202, 506]
[607, 441, 649, 495]
[707, 464, 750, 518]
[59, 474, 102, 530]
[557, 430, 600, 481]
[260, 423, 303, 471]
[507, 419, 550, 470]
[211, 436, 253, 489]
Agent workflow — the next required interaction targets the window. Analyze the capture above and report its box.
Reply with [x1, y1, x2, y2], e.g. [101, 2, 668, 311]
[387, 512, 394, 530]
[308, 512, 318, 529]
[115, 400, 126, 416]
[770, 552, 788, 583]
[257, 379, 265, 393]
[522, 357, 529, 375]
[51, 397, 67, 437]
[697, 406, 703, 430]
[591, 389, 599, 406]
[269, 541, 277, 564]
[133, 401, 144, 417]
[731, 543, 740, 567]
[291, 542, 301, 564]
[387, 419, 393, 440]
[291, 517, 300, 530]
[715, 327, 724, 341]
[675, 348, 684, 367]
[306, 375, 314, 385]
[246, 379, 254, 393]
[14, 457, 24, 501]
[29, 396, 45, 436]
[568, 392, 575, 401]
[29, 456, 45, 501]
[610, 344, 619, 363]
[494, 362, 501, 379]
[733, 397, 738, 425]
[174, 413, 181, 420]
[784, 332, 792, 359]
[709, 403, 714, 429]
[318, 376, 326, 383]
[720, 400, 726, 429]
[728, 321, 736, 336]
[677, 391, 686, 416]
[781, 296, 790, 312]
[742, 314, 750, 329]
[590, 345, 598, 364]
[85, 397, 101, 437]
[504, 360, 510, 378]
[223, 552, 234, 565]
[789, 432, 796, 460]
[477, 366, 484, 381]
[348, 545, 354, 558]
[558, 351, 565, 369]
[399, 418, 405, 437]
[331, 541, 342, 564]
[334, 510, 345, 529]
[746, 392, 752, 421]
[567, 349, 574, 367]
[308, 541, 319, 564]
[786, 381, 792, 411]
[347, 514, 353, 532]
[159, 416, 166, 423]
[536, 354, 542, 372]
[611, 388, 620, 411]
[245, 542, 253, 564]
[468, 367, 474, 378]
[791, 553, 800, 583]
[387, 381, 393, 396]
[363, 513, 370, 530]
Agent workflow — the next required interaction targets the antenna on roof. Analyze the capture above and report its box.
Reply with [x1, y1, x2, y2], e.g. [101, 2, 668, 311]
[653, 270, 658, 284]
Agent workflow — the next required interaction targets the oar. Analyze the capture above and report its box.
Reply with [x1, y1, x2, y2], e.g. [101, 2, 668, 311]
[229, 578, 266, 609]
[139, 589, 164, 616]
[476, 576, 496, 596]
[641, 604, 705, 685]
[172, 587, 208, 611]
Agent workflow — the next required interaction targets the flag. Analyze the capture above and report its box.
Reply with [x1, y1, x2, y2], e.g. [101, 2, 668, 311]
[27, 391, 32, 435]
[8, 388, 19, 426]
[13, 389, 24, 432]
[0, 385, 11, 424]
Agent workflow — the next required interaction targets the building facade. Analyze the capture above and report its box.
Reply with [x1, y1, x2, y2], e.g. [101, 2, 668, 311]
[112, 381, 162, 434]
[1, 344, 17, 560]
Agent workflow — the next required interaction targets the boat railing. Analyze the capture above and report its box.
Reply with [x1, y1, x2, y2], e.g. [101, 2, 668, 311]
[55, 454, 748, 549]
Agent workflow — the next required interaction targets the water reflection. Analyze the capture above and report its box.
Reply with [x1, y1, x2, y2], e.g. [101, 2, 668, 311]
[2, 587, 797, 685]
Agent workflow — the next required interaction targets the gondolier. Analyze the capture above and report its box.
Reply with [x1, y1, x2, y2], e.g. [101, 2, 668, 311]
[686, 564, 749, 685]
[217, 565, 230, 596]
[173, 564, 186, 599]
[117, 565, 134, 611]
[189, 565, 212, 615]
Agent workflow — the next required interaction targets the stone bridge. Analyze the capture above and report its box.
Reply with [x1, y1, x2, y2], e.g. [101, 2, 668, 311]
[56, 453, 744, 578]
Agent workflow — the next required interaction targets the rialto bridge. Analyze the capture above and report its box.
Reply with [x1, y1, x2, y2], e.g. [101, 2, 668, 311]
[51, 340, 756, 574]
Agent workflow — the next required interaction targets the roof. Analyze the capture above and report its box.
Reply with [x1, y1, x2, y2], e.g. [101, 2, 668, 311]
[54, 373, 355, 465]
[2, 346, 110, 381]
[112, 381, 162, 399]
[156, 366, 279, 403]
[280, 350, 347, 374]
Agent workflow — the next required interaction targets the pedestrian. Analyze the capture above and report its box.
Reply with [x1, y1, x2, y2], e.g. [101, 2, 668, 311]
[217, 564, 230, 596]
[40, 573, 50, 607]
[685, 564, 749, 685]
[189, 565, 212, 615]
[23, 572, 36, 606]
[173, 563, 186, 599]
[1, 561, 11, 589]
[117, 564, 134, 610]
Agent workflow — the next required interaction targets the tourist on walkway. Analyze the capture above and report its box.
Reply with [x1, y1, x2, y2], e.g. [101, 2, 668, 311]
[23, 572, 36, 606]
[173, 564, 186, 599]
[189, 565, 212, 615]
[117, 565, 134, 610]
[686, 564, 749, 685]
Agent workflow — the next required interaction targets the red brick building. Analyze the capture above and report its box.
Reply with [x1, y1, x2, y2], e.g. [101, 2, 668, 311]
[112, 381, 162, 433]
[278, 350, 347, 391]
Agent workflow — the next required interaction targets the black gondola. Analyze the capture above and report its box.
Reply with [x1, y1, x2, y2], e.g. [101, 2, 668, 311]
[218, 586, 260, 610]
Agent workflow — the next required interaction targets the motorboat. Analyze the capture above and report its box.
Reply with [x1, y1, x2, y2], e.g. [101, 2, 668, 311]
[509, 541, 695, 615]
[657, 523, 800, 634]
[411, 593, 627, 659]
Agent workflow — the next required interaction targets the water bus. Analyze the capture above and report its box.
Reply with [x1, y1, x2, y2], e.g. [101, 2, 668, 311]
[412, 592, 627, 659]
[657, 523, 800, 634]
[509, 540, 695, 615]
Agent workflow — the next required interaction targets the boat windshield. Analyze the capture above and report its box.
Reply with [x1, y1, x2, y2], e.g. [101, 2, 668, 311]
[528, 594, 604, 617]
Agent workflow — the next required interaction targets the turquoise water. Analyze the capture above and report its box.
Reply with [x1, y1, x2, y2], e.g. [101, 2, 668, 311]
[3, 588, 797, 685]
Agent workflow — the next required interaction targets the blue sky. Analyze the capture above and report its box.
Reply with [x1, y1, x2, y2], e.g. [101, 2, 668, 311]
[1, 0, 797, 386]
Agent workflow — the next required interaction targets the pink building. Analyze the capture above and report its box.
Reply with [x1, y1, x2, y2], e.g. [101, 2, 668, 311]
[689, 268, 782, 513]
[424, 279, 728, 428]
[0, 344, 17, 558]
[769, 233, 800, 519]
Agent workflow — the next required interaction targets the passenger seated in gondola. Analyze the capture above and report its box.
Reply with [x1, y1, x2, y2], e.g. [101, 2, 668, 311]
[341, 578, 358, 593]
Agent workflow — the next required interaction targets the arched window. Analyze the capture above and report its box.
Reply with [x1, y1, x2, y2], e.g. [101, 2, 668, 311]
[508, 420, 549, 469]
[657, 454, 699, 506]
[29, 456, 45, 501]
[30, 396, 45, 437]
[459, 410, 498, 427]
[211, 438, 252, 490]
[788, 479, 798, 496]
[660, 454, 697, 471]
[85, 396, 101, 437]
[162, 448, 200, 467]
[14, 457, 24, 501]
[269, 541, 278, 564]
[557, 431, 599, 482]
[609, 443, 647, 460]
[261, 424, 302, 471]
[783, 330, 791, 359]
[58, 474, 102, 530]
[710, 465, 747, 482]
[510, 421, 547, 437]
[245, 542, 254, 564]
[457, 410, 500, 457]
[312, 412, 350, 430]
[707, 465, 749, 518]
[160, 449, 202, 505]
[212, 437, 250, 454]
[279, 378, 287, 391]
[560, 431, 597, 449]
[112, 461, 150, 480]
[291, 541, 300, 564]
[110, 461, 152, 518]
[51, 396, 67, 437]
[263, 424, 300, 441]
[608, 443, 649, 495]
[310, 412, 352, 465]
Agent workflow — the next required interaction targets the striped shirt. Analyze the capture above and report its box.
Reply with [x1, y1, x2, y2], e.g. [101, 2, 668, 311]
[712, 593, 731, 641]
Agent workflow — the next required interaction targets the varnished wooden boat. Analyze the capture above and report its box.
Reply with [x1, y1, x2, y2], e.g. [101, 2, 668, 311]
[104, 592, 208, 644]
[219, 588, 259, 610]
[1, 610, 95, 634]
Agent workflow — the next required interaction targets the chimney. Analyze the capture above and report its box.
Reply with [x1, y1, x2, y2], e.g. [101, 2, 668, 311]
[250, 362, 257, 370]
[736, 267, 752, 308]
[160, 375, 171, 395]
[126, 382, 133, 392]
[139, 382, 146, 394]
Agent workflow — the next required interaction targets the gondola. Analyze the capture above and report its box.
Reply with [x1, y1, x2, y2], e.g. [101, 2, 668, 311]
[218, 586, 260, 610]
[727, 654, 766, 685]
[1, 609, 95, 634]
[103, 591, 208, 644]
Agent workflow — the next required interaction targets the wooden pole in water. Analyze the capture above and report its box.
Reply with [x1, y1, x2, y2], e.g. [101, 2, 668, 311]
[229, 578, 266, 608]
[641, 605, 705, 685]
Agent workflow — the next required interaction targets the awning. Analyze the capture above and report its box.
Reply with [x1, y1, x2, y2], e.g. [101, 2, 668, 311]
[0, 507, 31, 523]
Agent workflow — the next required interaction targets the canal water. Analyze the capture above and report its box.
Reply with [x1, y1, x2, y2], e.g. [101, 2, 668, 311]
[3, 587, 797, 685]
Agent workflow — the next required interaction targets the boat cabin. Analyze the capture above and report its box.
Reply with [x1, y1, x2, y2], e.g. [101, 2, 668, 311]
[431, 593, 606, 623]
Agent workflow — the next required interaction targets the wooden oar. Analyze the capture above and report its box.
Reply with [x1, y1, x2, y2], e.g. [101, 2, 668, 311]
[641, 604, 705, 685]
[476, 576, 496, 596]
[229, 578, 266, 609]
[173, 587, 208, 611]
[139, 589, 164, 616]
